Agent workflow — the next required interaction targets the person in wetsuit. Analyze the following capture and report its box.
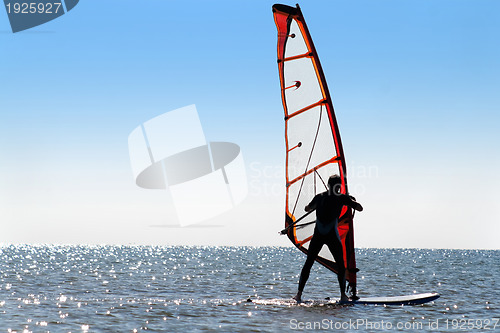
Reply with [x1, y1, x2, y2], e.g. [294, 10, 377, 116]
[293, 175, 363, 303]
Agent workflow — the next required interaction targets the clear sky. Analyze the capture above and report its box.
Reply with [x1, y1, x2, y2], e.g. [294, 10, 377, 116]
[1, 0, 499, 249]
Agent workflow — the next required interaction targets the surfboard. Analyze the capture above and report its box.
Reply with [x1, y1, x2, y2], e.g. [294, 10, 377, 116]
[347, 293, 440, 305]
[248, 293, 439, 306]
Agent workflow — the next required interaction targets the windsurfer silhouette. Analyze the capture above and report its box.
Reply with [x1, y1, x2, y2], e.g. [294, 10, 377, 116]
[293, 175, 363, 303]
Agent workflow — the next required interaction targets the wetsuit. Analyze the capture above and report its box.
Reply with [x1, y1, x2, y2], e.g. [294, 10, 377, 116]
[297, 192, 358, 293]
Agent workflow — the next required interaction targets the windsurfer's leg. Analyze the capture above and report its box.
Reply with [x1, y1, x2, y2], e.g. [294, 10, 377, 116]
[327, 235, 347, 301]
[343, 229, 358, 300]
[296, 234, 323, 297]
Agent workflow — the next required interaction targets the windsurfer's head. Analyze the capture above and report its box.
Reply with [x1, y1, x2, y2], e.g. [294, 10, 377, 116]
[328, 175, 342, 194]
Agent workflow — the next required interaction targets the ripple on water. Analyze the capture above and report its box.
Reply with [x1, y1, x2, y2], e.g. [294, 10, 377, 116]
[0, 245, 498, 331]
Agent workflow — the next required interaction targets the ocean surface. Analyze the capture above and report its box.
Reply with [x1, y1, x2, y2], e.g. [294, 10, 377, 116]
[0, 246, 498, 332]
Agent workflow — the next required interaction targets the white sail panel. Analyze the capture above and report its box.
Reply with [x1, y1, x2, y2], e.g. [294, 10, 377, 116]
[286, 105, 337, 182]
[283, 57, 323, 114]
[284, 19, 309, 58]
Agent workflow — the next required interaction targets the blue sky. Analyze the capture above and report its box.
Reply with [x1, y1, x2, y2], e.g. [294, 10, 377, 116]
[1, 0, 499, 248]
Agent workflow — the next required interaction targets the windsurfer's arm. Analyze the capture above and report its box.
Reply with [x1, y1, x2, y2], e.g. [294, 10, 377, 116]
[346, 195, 363, 212]
[353, 202, 363, 212]
[305, 195, 318, 212]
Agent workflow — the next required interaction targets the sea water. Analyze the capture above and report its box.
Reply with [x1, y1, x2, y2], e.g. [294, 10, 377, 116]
[0, 246, 498, 332]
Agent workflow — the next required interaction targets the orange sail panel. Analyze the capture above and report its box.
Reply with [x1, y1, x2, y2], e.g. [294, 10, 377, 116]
[273, 4, 357, 291]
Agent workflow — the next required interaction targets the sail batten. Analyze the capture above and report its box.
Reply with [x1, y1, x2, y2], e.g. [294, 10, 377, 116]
[285, 100, 327, 120]
[273, 3, 357, 293]
[287, 158, 341, 186]
[281, 52, 313, 62]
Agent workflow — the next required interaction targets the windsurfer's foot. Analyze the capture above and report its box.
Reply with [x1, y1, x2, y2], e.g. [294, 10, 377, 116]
[293, 291, 302, 303]
[340, 294, 349, 303]
[350, 294, 360, 301]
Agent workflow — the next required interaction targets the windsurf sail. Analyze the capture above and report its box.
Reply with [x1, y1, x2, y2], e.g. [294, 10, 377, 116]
[273, 4, 358, 294]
